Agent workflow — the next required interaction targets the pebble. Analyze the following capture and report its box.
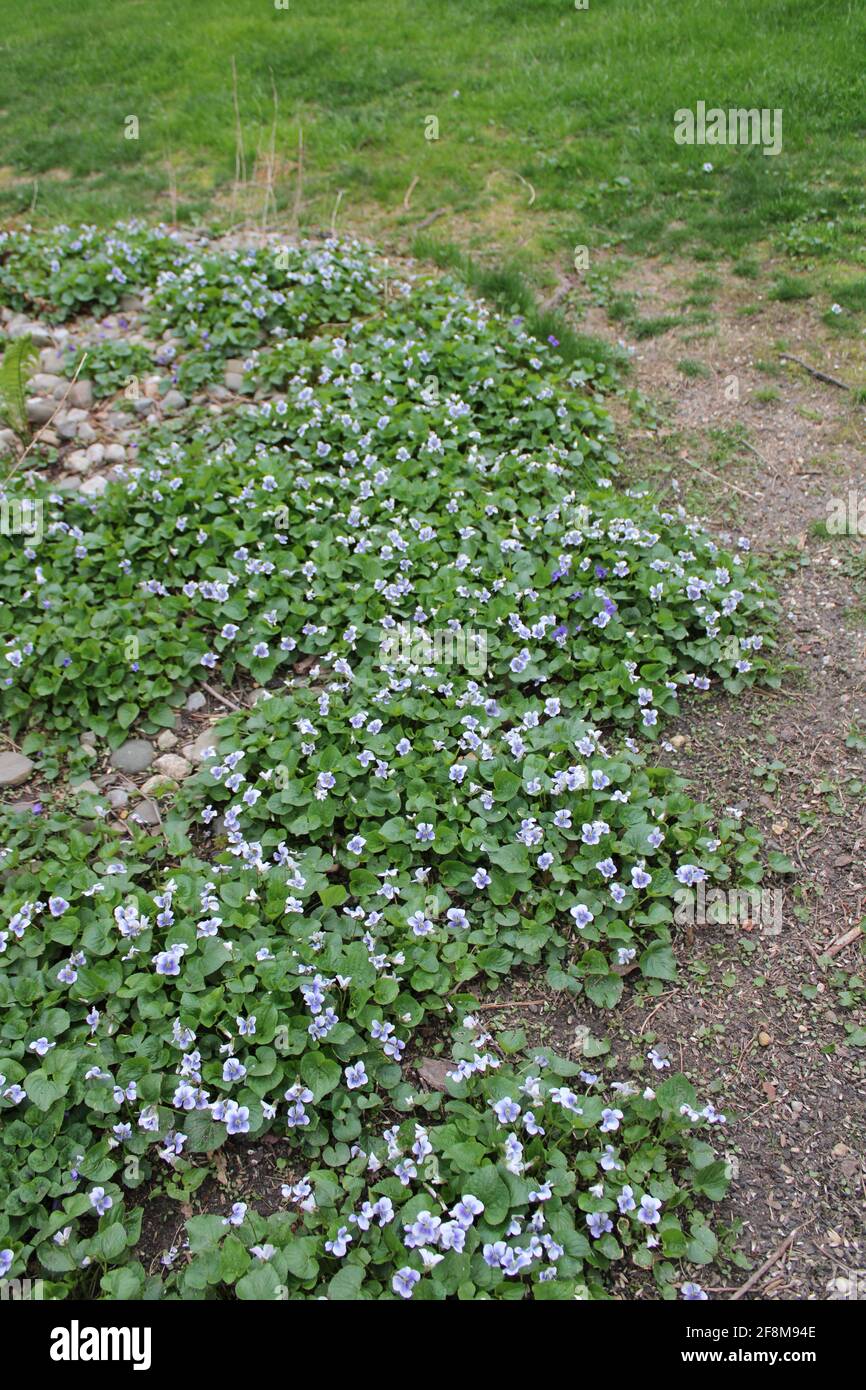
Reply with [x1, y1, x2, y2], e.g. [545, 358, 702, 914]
[154, 753, 192, 780]
[0, 751, 35, 787]
[182, 728, 219, 763]
[30, 373, 65, 392]
[69, 381, 94, 409]
[130, 799, 160, 826]
[141, 774, 178, 795]
[107, 787, 129, 809]
[185, 691, 206, 712]
[26, 397, 54, 426]
[110, 739, 154, 773]
[40, 348, 67, 374]
[9, 320, 53, 347]
[162, 389, 187, 412]
[74, 779, 101, 796]
[224, 372, 244, 392]
[156, 730, 178, 750]
[79, 475, 108, 498]
[104, 443, 126, 464]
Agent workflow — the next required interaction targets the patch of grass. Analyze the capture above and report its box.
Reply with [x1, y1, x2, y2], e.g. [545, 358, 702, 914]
[632, 314, 682, 340]
[753, 386, 780, 403]
[677, 357, 711, 378]
[0, 0, 861, 267]
[413, 234, 629, 378]
[822, 306, 857, 333]
[828, 278, 866, 313]
[768, 275, 813, 302]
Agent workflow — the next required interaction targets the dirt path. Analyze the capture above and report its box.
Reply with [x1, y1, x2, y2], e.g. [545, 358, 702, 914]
[482, 256, 866, 1300]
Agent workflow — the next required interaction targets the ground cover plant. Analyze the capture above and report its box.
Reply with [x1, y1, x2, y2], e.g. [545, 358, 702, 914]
[0, 225, 786, 1301]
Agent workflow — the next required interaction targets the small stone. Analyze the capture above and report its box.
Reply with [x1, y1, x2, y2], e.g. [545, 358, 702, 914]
[0, 751, 35, 787]
[74, 779, 101, 796]
[86, 443, 105, 465]
[182, 727, 220, 764]
[79, 474, 108, 498]
[670, 734, 687, 749]
[10, 320, 52, 347]
[154, 753, 192, 780]
[77, 422, 97, 444]
[141, 774, 178, 796]
[69, 380, 94, 409]
[130, 798, 160, 826]
[65, 449, 91, 474]
[185, 691, 206, 712]
[758, 1031, 772, 1047]
[110, 739, 154, 774]
[26, 397, 54, 426]
[80, 731, 97, 749]
[134, 398, 156, 416]
[107, 787, 129, 809]
[224, 372, 244, 392]
[40, 348, 67, 374]
[104, 443, 126, 464]
[156, 729, 178, 751]
[30, 373, 65, 392]
[162, 389, 186, 412]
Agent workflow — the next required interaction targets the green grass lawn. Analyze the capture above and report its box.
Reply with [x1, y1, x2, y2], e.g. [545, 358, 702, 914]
[1, 0, 865, 271]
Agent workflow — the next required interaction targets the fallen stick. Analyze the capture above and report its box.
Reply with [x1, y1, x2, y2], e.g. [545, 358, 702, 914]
[730, 1227, 799, 1301]
[684, 456, 759, 501]
[824, 924, 863, 959]
[200, 681, 244, 713]
[414, 206, 449, 231]
[402, 174, 419, 211]
[779, 353, 850, 391]
[473, 998, 547, 1011]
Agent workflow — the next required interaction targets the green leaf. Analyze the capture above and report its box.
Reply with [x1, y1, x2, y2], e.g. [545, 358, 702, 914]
[327, 1263, 365, 1300]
